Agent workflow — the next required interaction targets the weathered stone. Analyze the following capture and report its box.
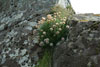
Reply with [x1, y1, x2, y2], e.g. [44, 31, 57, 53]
[53, 14, 100, 67]
[0, 24, 5, 31]
[0, 0, 70, 67]
[0, 59, 20, 67]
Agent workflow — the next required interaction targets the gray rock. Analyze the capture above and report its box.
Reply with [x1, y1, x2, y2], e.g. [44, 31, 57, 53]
[0, 0, 70, 67]
[53, 14, 100, 67]
[28, 22, 37, 27]
[0, 24, 5, 31]
[25, 26, 33, 31]
[58, 0, 70, 8]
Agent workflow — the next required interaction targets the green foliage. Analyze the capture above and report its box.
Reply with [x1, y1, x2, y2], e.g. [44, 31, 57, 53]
[38, 13, 69, 48]
[50, 5, 75, 16]
[35, 5, 74, 67]
[50, 5, 69, 18]
[35, 49, 52, 67]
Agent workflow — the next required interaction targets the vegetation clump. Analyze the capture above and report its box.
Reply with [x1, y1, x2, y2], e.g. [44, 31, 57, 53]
[38, 13, 69, 48]
[35, 5, 74, 67]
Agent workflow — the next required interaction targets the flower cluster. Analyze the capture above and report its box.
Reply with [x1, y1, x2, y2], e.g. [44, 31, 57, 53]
[37, 11, 69, 48]
[35, 5, 74, 67]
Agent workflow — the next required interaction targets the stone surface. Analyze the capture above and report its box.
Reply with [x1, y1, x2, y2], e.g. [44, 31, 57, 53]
[53, 14, 100, 67]
[0, 0, 70, 67]
[58, 0, 70, 8]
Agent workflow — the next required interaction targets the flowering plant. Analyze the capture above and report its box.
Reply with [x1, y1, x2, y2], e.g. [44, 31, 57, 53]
[35, 5, 74, 67]
[38, 12, 69, 48]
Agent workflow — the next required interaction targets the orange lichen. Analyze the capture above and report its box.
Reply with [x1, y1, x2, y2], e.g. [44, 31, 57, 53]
[94, 14, 100, 16]
[80, 20, 89, 22]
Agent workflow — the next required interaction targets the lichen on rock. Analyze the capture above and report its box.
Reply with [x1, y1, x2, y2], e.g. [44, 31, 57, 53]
[0, 0, 71, 67]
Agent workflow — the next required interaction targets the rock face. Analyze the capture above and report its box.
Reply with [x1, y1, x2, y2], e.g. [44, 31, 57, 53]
[0, 0, 70, 67]
[53, 14, 100, 67]
[58, 0, 70, 8]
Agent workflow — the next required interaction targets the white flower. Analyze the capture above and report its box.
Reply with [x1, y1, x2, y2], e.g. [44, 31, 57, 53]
[64, 17, 67, 19]
[56, 12, 59, 15]
[51, 18, 54, 21]
[47, 14, 52, 20]
[58, 28, 62, 31]
[58, 12, 61, 14]
[54, 13, 57, 15]
[50, 28, 53, 31]
[60, 22, 65, 24]
[50, 43, 53, 46]
[61, 37, 65, 41]
[47, 20, 51, 22]
[38, 21, 41, 23]
[44, 38, 49, 44]
[53, 18, 56, 21]
[54, 15, 57, 18]
[63, 19, 66, 21]
[40, 20, 44, 24]
[39, 41, 44, 46]
[38, 20, 44, 24]
[56, 31, 60, 34]
[66, 25, 70, 28]
[62, 22, 65, 24]
[56, 23, 59, 25]
[42, 17, 46, 21]
[60, 22, 63, 24]
[53, 25, 56, 27]
[43, 32, 46, 35]
[35, 25, 39, 28]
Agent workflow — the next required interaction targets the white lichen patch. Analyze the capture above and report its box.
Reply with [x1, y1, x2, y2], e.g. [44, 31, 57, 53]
[14, 13, 23, 20]
[20, 49, 27, 56]
[1, 54, 6, 64]
[23, 40, 28, 45]
[9, 48, 19, 59]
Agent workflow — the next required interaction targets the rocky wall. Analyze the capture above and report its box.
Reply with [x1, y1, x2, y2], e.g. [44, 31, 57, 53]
[0, 0, 70, 67]
[53, 14, 100, 67]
